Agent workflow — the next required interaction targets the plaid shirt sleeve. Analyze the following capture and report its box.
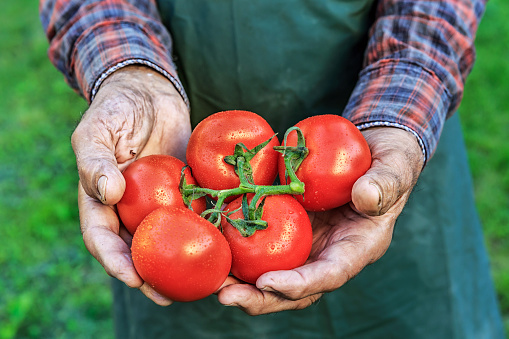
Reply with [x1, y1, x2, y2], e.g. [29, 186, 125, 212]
[342, 0, 486, 163]
[40, 0, 484, 162]
[39, 0, 187, 105]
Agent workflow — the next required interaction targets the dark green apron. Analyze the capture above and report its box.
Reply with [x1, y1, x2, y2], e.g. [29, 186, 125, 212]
[112, 1, 504, 337]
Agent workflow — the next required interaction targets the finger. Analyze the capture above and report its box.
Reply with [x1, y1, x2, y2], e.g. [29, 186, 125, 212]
[139, 283, 173, 306]
[255, 260, 352, 301]
[118, 223, 134, 248]
[215, 275, 244, 293]
[218, 238, 370, 311]
[217, 283, 322, 316]
[78, 182, 141, 287]
[257, 209, 394, 301]
[352, 127, 424, 216]
[79, 183, 174, 305]
[351, 177, 382, 216]
[353, 160, 415, 216]
[351, 170, 400, 216]
[72, 121, 126, 205]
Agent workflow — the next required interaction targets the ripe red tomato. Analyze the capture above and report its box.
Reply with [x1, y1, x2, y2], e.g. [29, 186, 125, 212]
[186, 110, 280, 195]
[279, 115, 371, 211]
[117, 155, 206, 235]
[221, 194, 313, 284]
[131, 206, 232, 302]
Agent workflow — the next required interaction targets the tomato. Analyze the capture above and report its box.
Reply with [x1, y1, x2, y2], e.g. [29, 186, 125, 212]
[279, 115, 371, 211]
[117, 155, 206, 235]
[221, 194, 313, 284]
[131, 206, 232, 302]
[186, 110, 280, 196]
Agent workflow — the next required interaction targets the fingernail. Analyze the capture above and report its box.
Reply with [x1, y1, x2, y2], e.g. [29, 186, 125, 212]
[369, 182, 383, 210]
[98, 176, 107, 203]
[224, 303, 238, 307]
[260, 286, 276, 293]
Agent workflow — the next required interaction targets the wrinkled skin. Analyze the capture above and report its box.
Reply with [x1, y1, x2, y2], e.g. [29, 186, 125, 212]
[217, 127, 423, 314]
[73, 66, 423, 311]
[73, 65, 191, 305]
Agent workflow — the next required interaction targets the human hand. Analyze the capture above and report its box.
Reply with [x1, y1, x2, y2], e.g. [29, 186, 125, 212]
[216, 127, 424, 315]
[72, 65, 191, 306]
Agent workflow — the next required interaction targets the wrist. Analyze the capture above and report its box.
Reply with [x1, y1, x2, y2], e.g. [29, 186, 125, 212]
[343, 60, 450, 166]
[93, 64, 188, 114]
[93, 62, 189, 109]
[100, 65, 174, 92]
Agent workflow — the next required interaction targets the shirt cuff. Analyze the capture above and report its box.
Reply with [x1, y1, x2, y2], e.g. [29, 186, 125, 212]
[343, 59, 452, 165]
[89, 59, 189, 108]
[73, 20, 188, 106]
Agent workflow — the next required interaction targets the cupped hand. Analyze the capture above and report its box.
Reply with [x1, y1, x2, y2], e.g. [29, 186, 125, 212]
[216, 127, 424, 315]
[72, 65, 191, 305]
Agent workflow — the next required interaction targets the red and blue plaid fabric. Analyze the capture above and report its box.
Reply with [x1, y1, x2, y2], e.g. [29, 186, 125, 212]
[343, 0, 486, 161]
[40, 0, 486, 163]
[39, 0, 187, 105]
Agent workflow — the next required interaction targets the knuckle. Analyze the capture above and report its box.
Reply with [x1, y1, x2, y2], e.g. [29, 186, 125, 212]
[304, 294, 323, 308]
[281, 287, 307, 301]
[71, 120, 91, 152]
[80, 225, 95, 251]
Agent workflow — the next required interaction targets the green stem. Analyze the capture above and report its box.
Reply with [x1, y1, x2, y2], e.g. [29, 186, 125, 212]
[283, 149, 302, 185]
[235, 157, 255, 188]
[182, 177, 304, 223]
[180, 127, 309, 229]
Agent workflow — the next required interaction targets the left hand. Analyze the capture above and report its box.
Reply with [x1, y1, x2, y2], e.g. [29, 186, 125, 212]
[216, 127, 424, 315]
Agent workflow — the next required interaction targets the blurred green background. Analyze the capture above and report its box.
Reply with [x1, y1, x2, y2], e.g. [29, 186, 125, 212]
[0, 1, 507, 338]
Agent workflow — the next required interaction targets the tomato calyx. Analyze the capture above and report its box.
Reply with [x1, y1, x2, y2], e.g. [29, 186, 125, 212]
[223, 195, 268, 237]
[180, 129, 309, 236]
[224, 134, 278, 185]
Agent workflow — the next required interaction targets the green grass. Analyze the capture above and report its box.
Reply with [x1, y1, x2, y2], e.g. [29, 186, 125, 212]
[0, 2, 113, 338]
[0, 0, 507, 337]
[459, 0, 509, 333]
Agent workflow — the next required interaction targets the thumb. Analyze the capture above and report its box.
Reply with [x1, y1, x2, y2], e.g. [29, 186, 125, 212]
[351, 168, 401, 216]
[71, 124, 126, 206]
[351, 127, 424, 216]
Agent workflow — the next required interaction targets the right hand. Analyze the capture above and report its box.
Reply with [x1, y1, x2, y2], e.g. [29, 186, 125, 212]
[72, 65, 191, 305]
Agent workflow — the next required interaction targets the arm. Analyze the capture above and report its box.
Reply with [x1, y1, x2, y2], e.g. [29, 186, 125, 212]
[217, 0, 486, 314]
[39, 0, 187, 104]
[343, 0, 486, 163]
[40, 0, 191, 305]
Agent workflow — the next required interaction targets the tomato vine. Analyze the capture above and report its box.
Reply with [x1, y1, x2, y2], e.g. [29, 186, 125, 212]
[179, 127, 310, 236]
